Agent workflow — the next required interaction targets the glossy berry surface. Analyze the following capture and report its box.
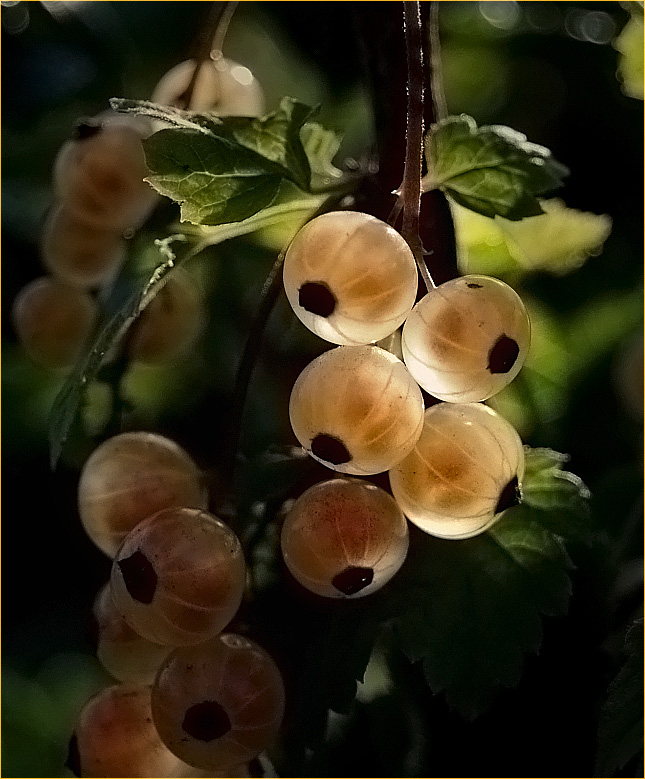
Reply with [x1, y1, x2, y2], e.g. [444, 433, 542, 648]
[111, 508, 246, 646]
[93, 584, 173, 685]
[54, 115, 157, 232]
[281, 477, 409, 598]
[152, 634, 285, 771]
[152, 57, 265, 116]
[71, 683, 203, 778]
[283, 210, 418, 345]
[289, 345, 424, 475]
[12, 276, 97, 369]
[128, 270, 205, 364]
[389, 402, 525, 539]
[78, 431, 207, 557]
[42, 206, 126, 289]
[401, 274, 530, 402]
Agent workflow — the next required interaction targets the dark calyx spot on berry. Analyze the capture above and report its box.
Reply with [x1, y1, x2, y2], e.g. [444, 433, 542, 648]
[495, 475, 521, 514]
[311, 434, 351, 465]
[299, 282, 337, 317]
[118, 549, 157, 604]
[73, 120, 102, 141]
[183, 701, 231, 741]
[332, 566, 374, 595]
[488, 335, 519, 374]
[466, 282, 483, 289]
[66, 734, 81, 777]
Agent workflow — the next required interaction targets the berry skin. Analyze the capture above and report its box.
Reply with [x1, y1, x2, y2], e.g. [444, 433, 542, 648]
[54, 115, 157, 232]
[281, 477, 409, 598]
[41, 206, 127, 289]
[111, 508, 246, 646]
[389, 402, 525, 539]
[152, 57, 265, 117]
[401, 274, 530, 402]
[152, 634, 285, 771]
[283, 211, 418, 345]
[128, 270, 205, 364]
[78, 432, 208, 557]
[12, 276, 97, 369]
[289, 345, 424, 475]
[93, 584, 173, 685]
[70, 683, 204, 778]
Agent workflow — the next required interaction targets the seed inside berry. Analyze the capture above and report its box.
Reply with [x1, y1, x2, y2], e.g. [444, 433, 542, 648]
[495, 475, 520, 514]
[118, 550, 157, 604]
[466, 282, 483, 289]
[311, 434, 351, 465]
[298, 282, 336, 317]
[488, 335, 520, 374]
[332, 566, 374, 595]
[182, 701, 231, 741]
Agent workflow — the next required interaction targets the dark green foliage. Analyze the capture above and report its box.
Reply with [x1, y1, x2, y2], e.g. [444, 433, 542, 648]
[595, 619, 644, 777]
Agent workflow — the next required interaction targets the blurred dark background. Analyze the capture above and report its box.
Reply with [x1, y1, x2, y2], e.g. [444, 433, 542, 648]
[2, 2, 642, 777]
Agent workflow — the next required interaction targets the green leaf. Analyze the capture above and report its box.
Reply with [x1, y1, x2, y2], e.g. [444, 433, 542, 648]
[113, 97, 326, 225]
[143, 128, 282, 225]
[519, 447, 591, 540]
[595, 619, 644, 776]
[424, 114, 568, 220]
[48, 199, 321, 468]
[393, 510, 573, 720]
[614, 13, 644, 100]
[300, 121, 344, 185]
[222, 97, 315, 190]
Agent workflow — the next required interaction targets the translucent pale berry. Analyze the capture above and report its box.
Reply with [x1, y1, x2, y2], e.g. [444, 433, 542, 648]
[78, 432, 207, 557]
[54, 115, 157, 232]
[128, 270, 205, 364]
[12, 276, 97, 369]
[152, 634, 285, 771]
[111, 508, 246, 646]
[283, 211, 418, 345]
[93, 584, 173, 685]
[289, 345, 424, 475]
[42, 206, 126, 289]
[401, 274, 530, 402]
[281, 477, 409, 598]
[152, 57, 265, 117]
[389, 402, 525, 539]
[71, 683, 205, 778]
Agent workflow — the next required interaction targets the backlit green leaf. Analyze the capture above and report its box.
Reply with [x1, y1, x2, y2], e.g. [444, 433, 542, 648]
[424, 114, 568, 220]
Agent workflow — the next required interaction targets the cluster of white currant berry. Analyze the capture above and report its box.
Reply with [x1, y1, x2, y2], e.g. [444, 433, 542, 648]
[74, 431, 285, 776]
[281, 209, 530, 597]
[53, 58, 286, 778]
[11, 52, 265, 374]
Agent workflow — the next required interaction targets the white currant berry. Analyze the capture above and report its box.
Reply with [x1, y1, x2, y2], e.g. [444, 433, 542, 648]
[152, 634, 285, 771]
[281, 477, 409, 598]
[152, 57, 265, 117]
[93, 584, 173, 685]
[78, 432, 208, 557]
[54, 115, 157, 232]
[289, 345, 424, 475]
[111, 508, 246, 646]
[401, 274, 530, 402]
[128, 269, 206, 364]
[41, 206, 127, 289]
[12, 276, 97, 369]
[283, 211, 418, 345]
[70, 683, 203, 778]
[389, 402, 525, 539]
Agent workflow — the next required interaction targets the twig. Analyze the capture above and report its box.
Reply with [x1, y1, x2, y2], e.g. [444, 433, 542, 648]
[399, 1, 435, 291]
[178, 1, 238, 110]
